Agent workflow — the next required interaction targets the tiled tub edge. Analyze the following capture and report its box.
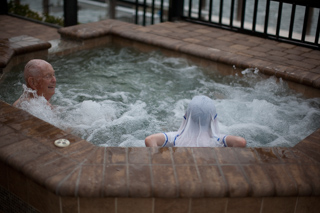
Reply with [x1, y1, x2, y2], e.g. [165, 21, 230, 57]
[1, 19, 320, 212]
[1, 101, 320, 212]
[1, 100, 320, 212]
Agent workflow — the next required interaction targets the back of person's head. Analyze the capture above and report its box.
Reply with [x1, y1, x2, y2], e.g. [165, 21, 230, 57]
[24, 59, 48, 85]
[186, 95, 217, 126]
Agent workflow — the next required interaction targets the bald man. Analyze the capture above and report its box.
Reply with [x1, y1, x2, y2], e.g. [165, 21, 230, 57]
[13, 59, 56, 107]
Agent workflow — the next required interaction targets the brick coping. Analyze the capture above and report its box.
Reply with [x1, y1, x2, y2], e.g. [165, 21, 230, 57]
[0, 100, 320, 198]
[0, 19, 319, 199]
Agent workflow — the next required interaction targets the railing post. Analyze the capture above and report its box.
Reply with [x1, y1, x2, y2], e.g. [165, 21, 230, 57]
[168, 0, 184, 21]
[64, 0, 78, 26]
[107, 0, 116, 19]
[0, 0, 8, 15]
[43, 0, 49, 16]
[237, 0, 243, 21]
[306, 7, 314, 35]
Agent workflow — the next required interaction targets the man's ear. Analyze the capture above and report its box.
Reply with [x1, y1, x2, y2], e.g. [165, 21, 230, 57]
[27, 77, 37, 90]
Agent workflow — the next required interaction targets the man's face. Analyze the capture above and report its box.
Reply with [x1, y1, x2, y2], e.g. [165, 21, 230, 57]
[34, 63, 56, 100]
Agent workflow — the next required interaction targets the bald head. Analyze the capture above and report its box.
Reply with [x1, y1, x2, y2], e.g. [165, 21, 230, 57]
[24, 59, 56, 101]
[24, 59, 51, 85]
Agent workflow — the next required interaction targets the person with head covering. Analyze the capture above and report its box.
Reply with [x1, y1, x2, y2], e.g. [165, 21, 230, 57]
[145, 95, 246, 147]
[13, 59, 56, 108]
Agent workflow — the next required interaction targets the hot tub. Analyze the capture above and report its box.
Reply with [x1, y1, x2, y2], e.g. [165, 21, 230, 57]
[0, 19, 319, 213]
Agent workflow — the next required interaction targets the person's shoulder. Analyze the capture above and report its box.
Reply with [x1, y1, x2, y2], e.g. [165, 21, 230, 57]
[12, 99, 20, 107]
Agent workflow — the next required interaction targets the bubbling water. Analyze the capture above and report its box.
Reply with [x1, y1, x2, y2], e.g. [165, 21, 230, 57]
[1, 45, 319, 147]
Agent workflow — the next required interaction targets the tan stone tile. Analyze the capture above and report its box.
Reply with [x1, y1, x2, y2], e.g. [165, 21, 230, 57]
[302, 72, 320, 88]
[301, 51, 320, 60]
[103, 164, 127, 196]
[301, 164, 320, 196]
[84, 146, 105, 164]
[128, 147, 150, 164]
[198, 165, 227, 197]
[1, 109, 34, 125]
[176, 165, 202, 197]
[77, 165, 104, 197]
[286, 164, 313, 196]
[227, 197, 262, 213]
[243, 48, 268, 57]
[261, 197, 296, 213]
[191, 198, 227, 213]
[26, 126, 69, 145]
[11, 118, 51, 134]
[0, 125, 14, 136]
[294, 133, 320, 162]
[312, 76, 320, 88]
[128, 164, 152, 197]
[79, 197, 115, 213]
[254, 148, 281, 163]
[230, 44, 250, 51]
[0, 101, 20, 114]
[277, 42, 296, 49]
[273, 147, 299, 163]
[192, 147, 217, 164]
[152, 165, 178, 197]
[6, 140, 50, 169]
[0, 132, 27, 148]
[0, 138, 30, 162]
[23, 153, 78, 188]
[287, 59, 317, 70]
[290, 148, 319, 164]
[57, 139, 95, 157]
[183, 38, 201, 43]
[46, 166, 80, 196]
[234, 148, 260, 164]
[263, 164, 298, 196]
[67, 145, 98, 164]
[221, 165, 250, 197]
[285, 53, 306, 61]
[37, 128, 69, 143]
[242, 165, 274, 197]
[118, 198, 153, 213]
[172, 147, 195, 164]
[106, 147, 126, 164]
[155, 198, 189, 213]
[194, 29, 212, 34]
[269, 50, 287, 57]
[150, 147, 172, 164]
[285, 68, 310, 83]
[214, 148, 238, 164]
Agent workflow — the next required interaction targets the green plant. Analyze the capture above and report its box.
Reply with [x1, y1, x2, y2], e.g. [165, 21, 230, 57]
[44, 14, 64, 26]
[8, 0, 64, 26]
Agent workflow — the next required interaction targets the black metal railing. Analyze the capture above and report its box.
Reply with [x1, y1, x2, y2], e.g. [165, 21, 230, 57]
[110, 0, 320, 49]
[2, 0, 319, 49]
[181, 0, 320, 49]
[115, 0, 167, 26]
